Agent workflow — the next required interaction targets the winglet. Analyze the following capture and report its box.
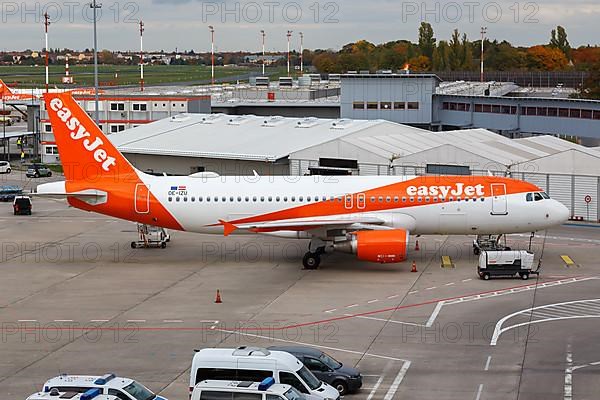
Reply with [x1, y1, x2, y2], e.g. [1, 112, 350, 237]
[219, 220, 238, 236]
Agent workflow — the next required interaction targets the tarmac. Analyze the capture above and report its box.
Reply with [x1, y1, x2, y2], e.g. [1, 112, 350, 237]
[1, 171, 599, 400]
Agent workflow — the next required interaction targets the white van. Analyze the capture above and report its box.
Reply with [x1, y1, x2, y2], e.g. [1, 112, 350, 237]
[192, 378, 310, 400]
[190, 347, 339, 400]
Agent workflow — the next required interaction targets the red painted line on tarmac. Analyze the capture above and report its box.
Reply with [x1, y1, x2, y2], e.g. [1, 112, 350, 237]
[9, 276, 586, 332]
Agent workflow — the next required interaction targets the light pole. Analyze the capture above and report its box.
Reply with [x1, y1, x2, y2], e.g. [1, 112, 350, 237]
[139, 20, 144, 91]
[299, 31, 304, 75]
[286, 30, 292, 76]
[480, 26, 487, 83]
[2, 91, 5, 161]
[43, 12, 50, 93]
[260, 30, 266, 76]
[91, 0, 102, 125]
[209, 25, 215, 85]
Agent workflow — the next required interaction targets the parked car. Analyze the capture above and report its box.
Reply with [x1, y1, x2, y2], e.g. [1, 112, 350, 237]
[269, 346, 362, 395]
[0, 185, 22, 201]
[0, 161, 10, 174]
[13, 195, 32, 215]
[26, 163, 52, 178]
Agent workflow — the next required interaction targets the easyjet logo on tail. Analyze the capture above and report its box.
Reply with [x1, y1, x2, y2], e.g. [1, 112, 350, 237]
[49, 97, 117, 172]
[406, 183, 486, 197]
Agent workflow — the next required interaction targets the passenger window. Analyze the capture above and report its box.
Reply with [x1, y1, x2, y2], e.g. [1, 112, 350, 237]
[370, 196, 376, 203]
[386, 196, 391, 202]
[291, 196, 296, 202]
[200, 391, 233, 400]
[402, 197, 407, 202]
[237, 197, 242, 202]
[394, 196, 399, 202]
[378, 196, 383, 202]
[283, 197, 288, 202]
[191, 197, 196, 202]
[176, 197, 180, 202]
[279, 372, 308, 394]
[236, 369, 273, 381]
[299, 196, 304, 202]
[223, 197, 227, 202]
[108, 389, 130, 400]
[526, 193, 533, 202]
[168, 197, 172, 202]
[268, 196, 273, 202]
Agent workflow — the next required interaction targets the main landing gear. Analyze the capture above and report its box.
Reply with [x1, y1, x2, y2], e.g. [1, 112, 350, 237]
[302, 238, 327, 270]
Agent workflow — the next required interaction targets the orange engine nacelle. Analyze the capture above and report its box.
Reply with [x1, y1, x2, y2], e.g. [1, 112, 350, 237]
[335, 229, 410, 264]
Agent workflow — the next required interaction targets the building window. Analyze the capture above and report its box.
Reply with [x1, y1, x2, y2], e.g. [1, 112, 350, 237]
[380, 102, 392, 110]
[492, 105, 501, 113]
[593, 111, 600, 120]
[44, 124, 52, 132]
[110, 125, 126, 133]
[110, 103, 125, 111]
[559, 108, 569, 117]
[581, 109, 593, 119]
[569, 109, 581, 118]
[44, 146, 58, 155]
[474, 104, 483, 112]
[537, 107, 548, 116]
[132, 103, 148, 111]
[366, 102, 378, 110]
[407, 102, 419, 110]
[352, 102, 365, 110]
[394, 102, 406, 110]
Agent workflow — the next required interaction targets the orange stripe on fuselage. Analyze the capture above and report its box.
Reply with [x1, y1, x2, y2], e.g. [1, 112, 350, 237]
[215, 176, 539, 227]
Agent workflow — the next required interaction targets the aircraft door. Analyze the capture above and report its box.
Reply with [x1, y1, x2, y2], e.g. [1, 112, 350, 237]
[491, 183, 507, 215]
[344, 193, 354, 210]
[357, 193, 366, 210]
[135, 183, 150, 214]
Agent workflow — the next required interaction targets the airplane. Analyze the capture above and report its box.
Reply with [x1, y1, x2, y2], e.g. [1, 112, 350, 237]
[0, 79, 102, 103]
[36, 92, 570, 269]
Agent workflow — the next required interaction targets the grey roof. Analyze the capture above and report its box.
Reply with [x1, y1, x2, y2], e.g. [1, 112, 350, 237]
[109, 114, 381, 162]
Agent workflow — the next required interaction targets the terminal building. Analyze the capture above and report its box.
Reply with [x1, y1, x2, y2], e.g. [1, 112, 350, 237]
[340, 73, 600, 142]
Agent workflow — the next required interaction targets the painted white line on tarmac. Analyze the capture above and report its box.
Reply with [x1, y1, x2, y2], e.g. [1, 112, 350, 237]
[346, 304, 359, 308]
[127, 320, 146, 323]
[324, 309, 337, 313]
[387, 295, 399, 299]
[367, 299, 379, 304]
[348, 314, 425, 327]
[54, 320, 73, 322]
[426, 301, 445, 328]
[408, 290, 419, 294]
[163, 320, 183, 323]
[484, 355, 492, 371]
[366, 376, 384, 400]
[90, 320, 109, 322]
[445, 282, 456, 286]
[18, 320, 37, 322]
[564, 346, 573, 400]
[425, 286, 437, 290]
[462, 278, 473, 282]
[475, 384, 484, 400]
[383, 361, 411, 400]
[217, 329, 410, 362]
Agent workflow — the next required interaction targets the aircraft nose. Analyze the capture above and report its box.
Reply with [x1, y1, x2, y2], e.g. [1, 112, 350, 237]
[550, 200, 570, 225]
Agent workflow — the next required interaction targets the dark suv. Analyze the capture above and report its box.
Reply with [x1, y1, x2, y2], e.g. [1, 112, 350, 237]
[269, 346, 362, 395]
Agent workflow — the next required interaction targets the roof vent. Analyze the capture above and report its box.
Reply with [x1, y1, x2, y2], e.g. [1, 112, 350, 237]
[228, 116, 253, 126]
[49, 388, 60, 396]
[262, 116, 285, 127]
[170, 114, 191, 122]
[296, 117, 318, 128]
[331, 119, 354, 129]
[200, 114, 223, 124]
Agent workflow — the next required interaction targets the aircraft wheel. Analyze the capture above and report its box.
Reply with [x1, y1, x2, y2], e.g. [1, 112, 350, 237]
[302, 252, 321, 270]
[131, 241, 137, 249]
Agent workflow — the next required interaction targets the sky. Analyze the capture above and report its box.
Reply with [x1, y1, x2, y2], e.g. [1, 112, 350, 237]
[0, 0, 599, 52]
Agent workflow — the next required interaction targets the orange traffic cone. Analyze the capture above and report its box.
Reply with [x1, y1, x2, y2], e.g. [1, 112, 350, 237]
[411, 261, 417, 273]
[415, 240, 420, 251]
[215, 289, 222, 304]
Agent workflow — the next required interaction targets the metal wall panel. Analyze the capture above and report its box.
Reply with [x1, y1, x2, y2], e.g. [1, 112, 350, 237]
[549, 175, 573, 215]
[523, 173, 548, 192]
[574, 176, 598, 221]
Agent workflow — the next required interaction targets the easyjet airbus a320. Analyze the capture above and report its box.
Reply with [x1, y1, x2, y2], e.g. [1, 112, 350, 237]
[37, 93, 569, 268]
[0, 79, 100, 102]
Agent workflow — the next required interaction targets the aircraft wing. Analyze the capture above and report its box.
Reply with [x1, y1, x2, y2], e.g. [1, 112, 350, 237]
[219, 215, 388, 236]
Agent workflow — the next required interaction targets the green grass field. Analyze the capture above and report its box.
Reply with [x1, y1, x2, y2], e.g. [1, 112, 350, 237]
[0, 64, 286, 88]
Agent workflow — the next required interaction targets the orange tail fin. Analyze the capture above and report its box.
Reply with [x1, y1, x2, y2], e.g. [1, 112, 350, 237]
[44, 92, 137, 182]
[0, 79, 15, 96]
[43, 92, 183, 230]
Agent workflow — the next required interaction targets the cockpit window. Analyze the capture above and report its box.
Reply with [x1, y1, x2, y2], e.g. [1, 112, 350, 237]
[534, 192, 543, 201]
[541, 192, 550, 199]
[526, 193, 533, 202]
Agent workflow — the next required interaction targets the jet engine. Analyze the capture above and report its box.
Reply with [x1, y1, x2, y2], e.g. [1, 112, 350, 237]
[334, 229, 410, 263]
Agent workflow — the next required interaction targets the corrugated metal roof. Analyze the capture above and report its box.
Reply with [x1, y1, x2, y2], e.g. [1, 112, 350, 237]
[110, 113, 380, 162]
